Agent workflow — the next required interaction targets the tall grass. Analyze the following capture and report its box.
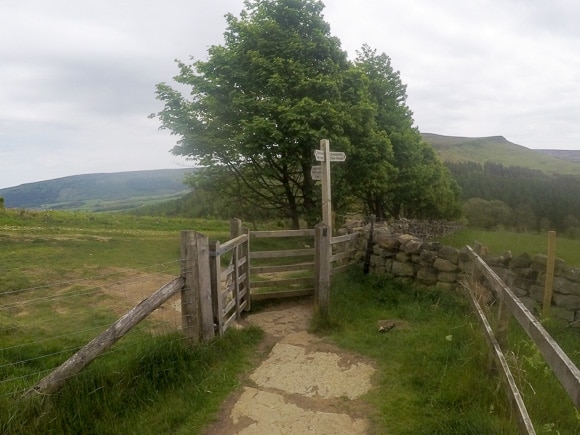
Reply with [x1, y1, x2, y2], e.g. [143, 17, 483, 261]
[317, 269, 518, 434]
[1, 328, 263, 434]
[317, 269, 580, 433]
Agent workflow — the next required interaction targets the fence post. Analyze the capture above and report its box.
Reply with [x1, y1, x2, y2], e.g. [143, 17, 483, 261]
[180, 231, 214, 345]
[230, 218, 251, 311]
[209, 240, 224, 336]
[543, 230, 557, 317]
[315, 222, 331, 318]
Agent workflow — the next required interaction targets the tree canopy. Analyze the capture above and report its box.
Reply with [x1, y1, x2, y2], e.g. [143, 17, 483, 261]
[153, 0, 460, 227]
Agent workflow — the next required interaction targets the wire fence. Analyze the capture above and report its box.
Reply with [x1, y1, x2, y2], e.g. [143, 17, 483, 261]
[0, 260, 184, 398]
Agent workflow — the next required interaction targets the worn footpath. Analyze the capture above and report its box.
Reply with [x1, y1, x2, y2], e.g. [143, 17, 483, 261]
[203, 299, 376, 434]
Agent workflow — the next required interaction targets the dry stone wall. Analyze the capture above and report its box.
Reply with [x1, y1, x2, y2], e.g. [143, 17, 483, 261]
[339, 220, 580, 327]
[483, 251, 580, 326]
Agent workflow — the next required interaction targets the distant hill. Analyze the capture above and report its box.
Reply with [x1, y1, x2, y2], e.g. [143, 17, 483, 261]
[535, 149, 580, 162]
[421, 133, 580, 176]
[0, 168, 193, 212]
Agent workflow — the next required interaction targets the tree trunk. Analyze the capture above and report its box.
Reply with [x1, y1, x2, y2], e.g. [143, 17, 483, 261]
[281, 168, 300, 229]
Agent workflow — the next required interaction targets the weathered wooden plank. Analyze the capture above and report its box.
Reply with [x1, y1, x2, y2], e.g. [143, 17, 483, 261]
[331, 263, 352, 276]
[463, 281, 536, 434]
[181, 231, 214, 345]
[28, 277, 184, 396]
[216, 234, 248, 255]
[331, 233, 358, 245]
[251, 263, 314, 274]
[251, 289, 314, 301]
[250, 248, 314, 259]
[467, 246, 580, 408]
[223, 310, 238, 331]
[331, 250, 355, 263]
[221, 263, 235, 280]
[223, 297, 236, 316]
[244, 227, 251, 312]
[251, 229, 315, 238]
[251, 277, 313, 288]
[210, 240, 224, 337]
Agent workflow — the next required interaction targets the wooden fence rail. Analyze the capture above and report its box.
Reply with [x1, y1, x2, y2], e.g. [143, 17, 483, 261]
[465, 245, 580, 434]
[27, 277, 184, 396]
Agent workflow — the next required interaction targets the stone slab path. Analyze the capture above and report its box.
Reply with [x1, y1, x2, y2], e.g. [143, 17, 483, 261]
[204, 299, 376, 434]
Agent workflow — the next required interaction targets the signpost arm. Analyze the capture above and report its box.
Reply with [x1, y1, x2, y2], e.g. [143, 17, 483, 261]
[320, 139, 332, 234]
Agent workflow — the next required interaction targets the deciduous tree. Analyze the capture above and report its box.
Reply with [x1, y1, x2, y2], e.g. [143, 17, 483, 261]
[153, 0, 350, 228]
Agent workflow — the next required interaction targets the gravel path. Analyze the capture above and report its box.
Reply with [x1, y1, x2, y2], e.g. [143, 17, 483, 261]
[204, 299, 376, 434]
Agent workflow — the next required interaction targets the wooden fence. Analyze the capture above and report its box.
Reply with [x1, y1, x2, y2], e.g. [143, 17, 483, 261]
[463, 245, 580, 435]
[27, 221, 358, 395]
[249, 228, 316, 301]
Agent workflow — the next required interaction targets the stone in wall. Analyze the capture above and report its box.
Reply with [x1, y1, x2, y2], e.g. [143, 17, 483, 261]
[395, 252, 410, 263]
[433, 258, 458, 273]
[419, 249, 437, 267]
[378, 237, 400, 250]
[510, 253, 532, 269]
[391, 261, 415, 277]
[564, 269, 580, 283]
[438, 271, 457, 283]
[553, 293, 580, 311]
[533, 254, 566, 275]
[416, 267, 438, 285]
[529, 285, 544, 303]
[403, 238, 423, 255]
[438, 246, 460, 264]
[551, 307, 575, 322]
[554, 277, 580, 296]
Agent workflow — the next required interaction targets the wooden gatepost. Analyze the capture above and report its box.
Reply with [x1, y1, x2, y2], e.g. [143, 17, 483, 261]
[180, 230, 215, 345]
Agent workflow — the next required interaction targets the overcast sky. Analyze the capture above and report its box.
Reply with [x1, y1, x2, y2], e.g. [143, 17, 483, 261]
[2, 0, 580, 188]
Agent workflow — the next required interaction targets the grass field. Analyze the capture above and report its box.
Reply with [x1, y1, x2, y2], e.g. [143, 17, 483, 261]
[2, 209, 580, 433]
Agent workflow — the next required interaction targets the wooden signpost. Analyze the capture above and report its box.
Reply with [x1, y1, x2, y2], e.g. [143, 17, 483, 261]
[311, 139, 346, 235]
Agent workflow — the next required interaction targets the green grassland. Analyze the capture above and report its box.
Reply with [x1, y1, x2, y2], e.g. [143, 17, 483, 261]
[422, 133, 580, 176]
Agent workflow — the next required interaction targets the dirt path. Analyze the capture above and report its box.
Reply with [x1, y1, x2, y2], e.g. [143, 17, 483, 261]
[204, 299, 377, 434]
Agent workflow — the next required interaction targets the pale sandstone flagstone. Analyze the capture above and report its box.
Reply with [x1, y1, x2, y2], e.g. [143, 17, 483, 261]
[231, 387, 368, 435]
[249, 338, 374, 400]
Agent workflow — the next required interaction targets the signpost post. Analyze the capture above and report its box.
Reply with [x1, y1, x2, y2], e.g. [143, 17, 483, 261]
[313, 139, 346, 235]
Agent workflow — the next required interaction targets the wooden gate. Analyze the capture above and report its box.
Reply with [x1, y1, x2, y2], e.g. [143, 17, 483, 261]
[209, 232, 250, 336]
[208, 220, 359, 335]
[249, 229, 316, 301]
